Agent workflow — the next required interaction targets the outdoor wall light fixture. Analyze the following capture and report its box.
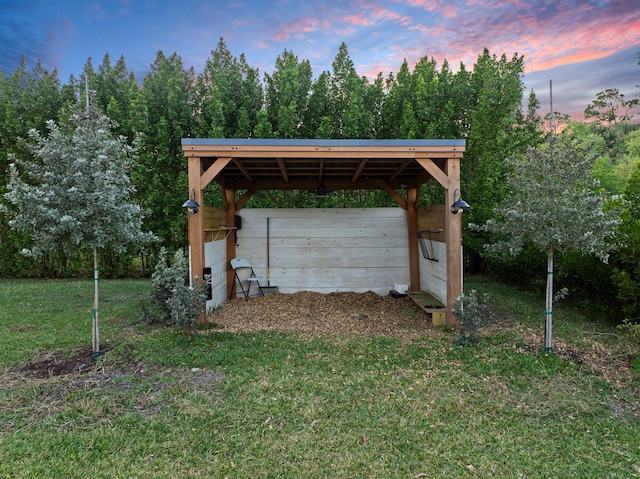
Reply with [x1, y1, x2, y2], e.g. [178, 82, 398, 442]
[451, 189, 471, 214]
[182, 189, 200, 214]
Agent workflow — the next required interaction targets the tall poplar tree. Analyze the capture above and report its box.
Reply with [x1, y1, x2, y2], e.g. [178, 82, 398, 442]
[264, 50, 312, 139]
[2, 102, 154, 354]
[195, 39, 262, 138]
[328, 43, 370, 138]
[135, 51, 194, 247]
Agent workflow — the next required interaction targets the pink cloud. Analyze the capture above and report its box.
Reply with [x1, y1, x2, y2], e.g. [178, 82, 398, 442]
[274, 16, 321, 42]
[343, 13, 377, 27]
[391, 0, 640, 75]
[368, 5, 413, 25]
[395, 0, 439, 12]
[441, 5, 457, 17]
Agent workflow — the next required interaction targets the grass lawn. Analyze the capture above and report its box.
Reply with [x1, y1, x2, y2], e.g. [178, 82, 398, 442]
[0, 276, 638, 478]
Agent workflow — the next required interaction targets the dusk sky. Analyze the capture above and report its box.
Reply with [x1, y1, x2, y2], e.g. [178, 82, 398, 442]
[1, 0, 639, 121]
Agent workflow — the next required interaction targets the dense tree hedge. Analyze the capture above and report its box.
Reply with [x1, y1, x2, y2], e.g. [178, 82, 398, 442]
[1, 40, 638, 323]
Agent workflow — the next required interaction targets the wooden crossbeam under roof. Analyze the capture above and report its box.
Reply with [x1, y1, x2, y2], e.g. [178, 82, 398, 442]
[182, 138, 465, 191]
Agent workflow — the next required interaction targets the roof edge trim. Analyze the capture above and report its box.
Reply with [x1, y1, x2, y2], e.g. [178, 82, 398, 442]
[181, 138, 466, 147]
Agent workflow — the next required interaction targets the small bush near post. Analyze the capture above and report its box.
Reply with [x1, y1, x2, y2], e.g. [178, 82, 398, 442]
[144, 248, 209, 329]
[452, 290, 493, 345]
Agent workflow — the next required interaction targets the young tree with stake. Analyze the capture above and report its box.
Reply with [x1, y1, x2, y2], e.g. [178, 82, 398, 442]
[2, 102, 155, 355]
[472, 134, 620, 351]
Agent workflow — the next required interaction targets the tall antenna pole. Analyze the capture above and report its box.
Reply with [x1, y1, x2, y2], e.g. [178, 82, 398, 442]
[549, 79, 553, 134]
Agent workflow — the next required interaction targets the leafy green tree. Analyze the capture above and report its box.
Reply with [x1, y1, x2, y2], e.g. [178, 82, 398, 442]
[399, 99, 418, 139]
[253, 108, 275, 139]
[410, 56, 440, 138]
[380, 60, 413, 138]
[472, 134, 620, 351]
[0, 58, 70, 277]
[235, 53, 263, 138]
[264, 50, 312, 138]
[584, 88, 639, 127]
[567, 118, 640, 196]
[328, 43, 371, 138]
[134, 51, 195, 249]
[615, 129, 640, 186]
[91, 54, 141, 141]
[195, 39, 262, 138]
[365, 73, 385, 138]
[462, 50, 530, 271]
[302, 71, 332, 138]
[430, 59, 459, 138]
[2, 103, 155, 354]
[612, 162, 640, 323]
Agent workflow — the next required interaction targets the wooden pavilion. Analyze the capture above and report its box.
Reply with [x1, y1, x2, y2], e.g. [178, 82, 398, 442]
[181, 138, 466, 326]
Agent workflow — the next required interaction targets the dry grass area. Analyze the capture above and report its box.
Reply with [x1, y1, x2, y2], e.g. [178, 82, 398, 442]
[207, 291, 442, 340]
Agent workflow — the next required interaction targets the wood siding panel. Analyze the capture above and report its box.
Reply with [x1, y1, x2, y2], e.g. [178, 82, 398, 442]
[419, 241, 447, 305]
[202, 207, 453, 299]
[418, 205, 446, 241]
[234, 208, 409, 295]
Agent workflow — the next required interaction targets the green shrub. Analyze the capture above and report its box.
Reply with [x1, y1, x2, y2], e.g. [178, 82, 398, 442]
[612, 162, 640, 325]
[452, 289, 494, 345]
[145, 248, 209, 328]
[618, 319, 640, 345]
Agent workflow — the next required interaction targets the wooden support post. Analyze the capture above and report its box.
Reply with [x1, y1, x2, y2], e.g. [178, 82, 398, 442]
[445, 158, 462, 329]
[187, 156, 206, 324]
[407, 186, 420, 292]
[224, 186, 237, 300]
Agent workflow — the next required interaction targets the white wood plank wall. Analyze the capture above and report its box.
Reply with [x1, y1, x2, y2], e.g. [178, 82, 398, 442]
[232, 208, 410, 295]
[203, 207, 453, 307]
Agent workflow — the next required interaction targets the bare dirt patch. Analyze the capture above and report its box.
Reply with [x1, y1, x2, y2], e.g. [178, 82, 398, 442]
[207, 291, 439, 340]
[19, 347, 102, 378]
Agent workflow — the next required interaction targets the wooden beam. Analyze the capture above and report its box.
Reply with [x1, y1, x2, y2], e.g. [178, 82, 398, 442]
[236, 185, 258, 211]
[221, 177, 418, 192]
[277, 158, 289, 183]
[200, 157, 232, 188]
[233, 158, 254, 183]
[445, 157, 462, 329]
[389, 160, 411, 182]
[351, 159, 368, 182]
[407, 186, 420, 292]
[187, 156, 206, 324]
[416, 158, 449, 189]
[374, 179, 407, 210]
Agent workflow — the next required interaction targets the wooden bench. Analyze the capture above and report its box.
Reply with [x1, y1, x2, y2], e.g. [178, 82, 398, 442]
[407, 291, 447, 326]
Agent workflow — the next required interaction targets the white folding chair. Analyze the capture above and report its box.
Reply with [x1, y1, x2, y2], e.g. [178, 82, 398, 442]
[230, 257, 264, 300]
